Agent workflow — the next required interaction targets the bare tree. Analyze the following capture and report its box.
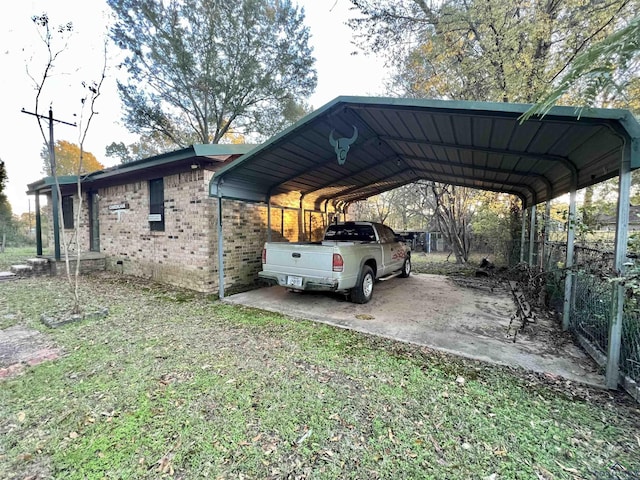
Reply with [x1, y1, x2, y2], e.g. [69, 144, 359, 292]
[27, 13, 107, 314]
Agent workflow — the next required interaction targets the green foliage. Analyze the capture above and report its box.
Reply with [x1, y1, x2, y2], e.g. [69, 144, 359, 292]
[0, 159, 17, 245]
[108, 0, 317, 147]
[40, 140, 104, 176]
[105, 132, 176, 164]
[349, 0, 638, 104]
[523, 15, 640, 120]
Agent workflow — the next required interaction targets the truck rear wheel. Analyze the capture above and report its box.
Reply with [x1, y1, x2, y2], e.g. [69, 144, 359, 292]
[400, 256, 411, 278]
[350, 265, 374, 304]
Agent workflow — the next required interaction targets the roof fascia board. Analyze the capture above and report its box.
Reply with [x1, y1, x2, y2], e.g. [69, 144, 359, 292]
[27, 175, 79, 193]
[341, 95, 634, 123]
[94, 144, 255, 182]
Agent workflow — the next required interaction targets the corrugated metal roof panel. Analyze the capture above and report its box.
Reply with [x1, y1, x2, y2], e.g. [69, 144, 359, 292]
[211, 96, 640, 208]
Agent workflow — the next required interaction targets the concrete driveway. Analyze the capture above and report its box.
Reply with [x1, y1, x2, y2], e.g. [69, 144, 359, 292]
[224, 273, 604, 387]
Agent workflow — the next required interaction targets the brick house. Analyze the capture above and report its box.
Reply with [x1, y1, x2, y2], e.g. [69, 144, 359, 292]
[27, 144, 338, 295]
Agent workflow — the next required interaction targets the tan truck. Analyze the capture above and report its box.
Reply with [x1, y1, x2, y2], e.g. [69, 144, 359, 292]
[259, 221, 411, 303]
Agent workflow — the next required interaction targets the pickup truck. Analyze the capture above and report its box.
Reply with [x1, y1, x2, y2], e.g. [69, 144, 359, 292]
[258, 221, 411, 303]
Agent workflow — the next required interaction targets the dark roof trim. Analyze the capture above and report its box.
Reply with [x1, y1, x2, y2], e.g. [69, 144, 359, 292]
[27, 144, 256, 194]
[89, 143, 256, 182]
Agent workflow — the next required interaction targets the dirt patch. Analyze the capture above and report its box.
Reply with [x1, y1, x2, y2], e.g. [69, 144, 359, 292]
[0, 324, 62, 379]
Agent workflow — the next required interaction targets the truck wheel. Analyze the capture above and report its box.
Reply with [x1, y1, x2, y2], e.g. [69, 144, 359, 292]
[400, 256, 411, 278]
[351, 265, 374, 304]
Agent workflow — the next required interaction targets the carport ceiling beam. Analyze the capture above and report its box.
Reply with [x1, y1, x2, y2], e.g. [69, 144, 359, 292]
[317, 165, 535, 205]
[302, 155, 403, 196]
[410, 167, 537, 203]
[381, 136, 578, 175]
[344, 182, 528, 207]
[337, 178, 421, 203]
[400, 154, 554, 196]
[316, 167, 416, 203]
[323, 166, 534, 205]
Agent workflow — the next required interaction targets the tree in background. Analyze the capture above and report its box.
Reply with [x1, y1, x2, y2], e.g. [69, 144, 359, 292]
[349, 0, 638, 104]
[40, 140, 104, 176]
[348, 0, 639, 263]
[108, 0, 317, 147]
[522, 15, 640, 119]
[0, 159, 14, 251]
[105, 123, 256, 164]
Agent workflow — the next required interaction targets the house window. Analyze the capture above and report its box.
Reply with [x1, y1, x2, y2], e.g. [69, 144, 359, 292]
[61, 196, 74, 229]
[149, 178, 165, 232]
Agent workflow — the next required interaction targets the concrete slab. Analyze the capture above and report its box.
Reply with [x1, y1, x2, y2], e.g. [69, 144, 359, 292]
[224, 273, 604, 387]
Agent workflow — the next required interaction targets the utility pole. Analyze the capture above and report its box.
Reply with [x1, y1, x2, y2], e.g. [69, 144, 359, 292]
[21, 107, 75, 260]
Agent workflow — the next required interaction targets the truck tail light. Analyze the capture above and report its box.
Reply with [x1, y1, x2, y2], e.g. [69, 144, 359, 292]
[262, 248, 266, 264]
[332, 253, 344, 272]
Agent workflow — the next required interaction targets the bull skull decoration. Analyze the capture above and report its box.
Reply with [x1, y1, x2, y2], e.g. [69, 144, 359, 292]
[329, 125, 358, 165]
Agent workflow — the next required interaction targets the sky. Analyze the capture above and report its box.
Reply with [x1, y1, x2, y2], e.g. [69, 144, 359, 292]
[0, 0, 390, 215]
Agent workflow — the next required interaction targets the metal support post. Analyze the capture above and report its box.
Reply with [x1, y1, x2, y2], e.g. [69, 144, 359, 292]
[35, 194, 42, 256]
[606, 141, 632, 389]
[267, 195, 272, 242]
[562, 186, 577, 331]
[217, 188, 225, 299]
[542, 200, 551, 270]
[528, 204, 536, 265]
[520, 207, 527, 263]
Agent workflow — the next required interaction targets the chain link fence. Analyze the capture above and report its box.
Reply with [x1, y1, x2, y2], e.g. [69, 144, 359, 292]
[538, 241, 639, 396]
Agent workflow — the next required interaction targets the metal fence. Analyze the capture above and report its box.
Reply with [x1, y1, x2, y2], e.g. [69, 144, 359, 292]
[539, 242, 640, 395]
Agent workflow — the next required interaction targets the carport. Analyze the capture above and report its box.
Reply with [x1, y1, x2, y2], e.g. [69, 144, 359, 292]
[209, 96, 640, 389]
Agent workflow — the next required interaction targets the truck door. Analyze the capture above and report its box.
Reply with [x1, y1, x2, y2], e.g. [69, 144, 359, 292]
[379, 225, 404, 275]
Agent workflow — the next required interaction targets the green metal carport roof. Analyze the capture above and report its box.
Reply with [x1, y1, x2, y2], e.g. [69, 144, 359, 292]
[210, 96, 640, 208]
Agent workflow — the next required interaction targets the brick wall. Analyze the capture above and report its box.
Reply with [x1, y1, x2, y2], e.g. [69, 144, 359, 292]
[41, 171, 336, 295]
[216, 192, 336, 294]
[99, 170, 217, 292]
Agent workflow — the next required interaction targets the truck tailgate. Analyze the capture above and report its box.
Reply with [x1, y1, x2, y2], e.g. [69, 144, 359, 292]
[264, 242, 337, 275]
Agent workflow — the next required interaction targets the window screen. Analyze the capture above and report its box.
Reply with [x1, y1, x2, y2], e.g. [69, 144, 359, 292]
[61, 196, 74, 230]
[149, 178, 165, 232]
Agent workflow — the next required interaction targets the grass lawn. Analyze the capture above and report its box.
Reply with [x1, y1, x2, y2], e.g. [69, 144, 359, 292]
[0, 246, 46, 271]
[1, 273, 639, 479]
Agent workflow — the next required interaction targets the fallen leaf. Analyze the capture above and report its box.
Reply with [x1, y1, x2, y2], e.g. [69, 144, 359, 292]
[69, 431, 79, 439]
[555, 461, 579, 475]
[157, 456, 174, 475]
